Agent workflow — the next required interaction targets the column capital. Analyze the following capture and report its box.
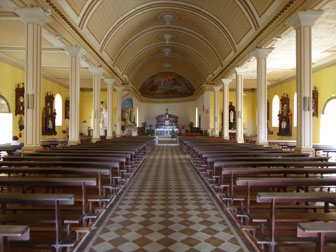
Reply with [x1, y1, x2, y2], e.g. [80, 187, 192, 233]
[213, 85, 222, 92]
[114, 85, 125, 92]
[234, 67, 245, 75]
[64, 46, 85, 57]
[15, 7, 51, 26]
[88, 66, 104, 75]
[221, 78, 232, 86]
[287, 10, 323, 29]
[104, 78, 116, 85]
[251, 47, 273, 58]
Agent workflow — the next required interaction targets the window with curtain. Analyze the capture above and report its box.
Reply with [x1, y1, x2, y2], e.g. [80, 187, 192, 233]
[54, 94, 62, 126]
[272, 95, 280, 127]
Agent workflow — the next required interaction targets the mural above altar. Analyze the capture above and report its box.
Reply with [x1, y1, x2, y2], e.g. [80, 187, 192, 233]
[155, 109, 179, 136]
[139, 72, 195, 99]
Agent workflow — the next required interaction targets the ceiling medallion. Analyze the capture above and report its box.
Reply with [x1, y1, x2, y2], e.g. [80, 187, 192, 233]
[158, 33, 176, 44]
[163, 63, 172, 68]
[157, 13, 179, 25]
[163, 48, 172, 56]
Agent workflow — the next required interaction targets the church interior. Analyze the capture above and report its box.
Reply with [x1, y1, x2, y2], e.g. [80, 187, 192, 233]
[0, 0, 336, 251]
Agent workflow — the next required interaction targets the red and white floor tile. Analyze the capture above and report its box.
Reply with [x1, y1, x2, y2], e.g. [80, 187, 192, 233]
[84, 146, 248, 252]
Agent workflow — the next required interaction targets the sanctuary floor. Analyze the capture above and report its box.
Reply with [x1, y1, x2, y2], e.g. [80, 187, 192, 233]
[80, 145, 249, 252]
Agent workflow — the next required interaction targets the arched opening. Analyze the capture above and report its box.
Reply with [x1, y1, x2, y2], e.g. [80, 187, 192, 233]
[320, 97, 336, 145]
[54, 94, 62, 126]
[0, 95, 12, 144]
[272, 95, 280, 127]
[294, 92, 297, 127]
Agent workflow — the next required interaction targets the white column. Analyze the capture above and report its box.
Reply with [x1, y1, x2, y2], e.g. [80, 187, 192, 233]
[203, 90, 211, 133]
[64, 47, 85, 145]
[89, 67, 104, 143]
[235, 68, 245, 143]
[15, 8, 50, 153]
[288, 11, 322, 156]
[213, 85, 222, 137]
[104, 78, 116, 139]
[252, 48, 273, 146]
[221, 79, 232, 140]
[114, 85, 124, 137]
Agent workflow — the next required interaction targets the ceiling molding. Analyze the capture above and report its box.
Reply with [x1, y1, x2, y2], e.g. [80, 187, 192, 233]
[99, 1, 236, 53]
[113, 25, 223, 67]
[122, 41, 214, 74]
[128, 54, 206, 82]
[41, 0, 124, 82]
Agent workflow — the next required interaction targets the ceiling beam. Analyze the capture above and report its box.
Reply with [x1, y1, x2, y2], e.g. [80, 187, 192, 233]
[0, 46, 65, 52]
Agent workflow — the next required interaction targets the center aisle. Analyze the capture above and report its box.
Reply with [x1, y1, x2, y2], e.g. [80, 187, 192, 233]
[84, 145, 249, 252]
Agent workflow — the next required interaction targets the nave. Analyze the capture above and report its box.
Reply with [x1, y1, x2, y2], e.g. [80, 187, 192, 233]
[80, 145, 249, 252]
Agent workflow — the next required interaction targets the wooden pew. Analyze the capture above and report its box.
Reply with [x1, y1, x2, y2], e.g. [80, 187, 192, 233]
[297, 221, 336, 252]
[0, 193, 74, 252]
[0, 225, 29, 252]
[0, 177, 96, 217]
[222, 167, 336, 201]
[256, 192, 336, 252]
[0, 166, 109, 199]
[0, 160, 120, 186]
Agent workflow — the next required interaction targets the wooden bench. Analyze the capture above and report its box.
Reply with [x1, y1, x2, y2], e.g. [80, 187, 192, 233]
[297, 221, 336, 252]
[0, 177, 96, 217]
[256, 192, 336, 252]
[0, 193, 74, 252]
[237, 177, 336, 215]
[0, 225, 29, 252]
[223, 167, 336, 201]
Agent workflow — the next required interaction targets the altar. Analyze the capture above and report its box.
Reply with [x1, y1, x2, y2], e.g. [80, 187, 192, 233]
[155, 109, 179, 136]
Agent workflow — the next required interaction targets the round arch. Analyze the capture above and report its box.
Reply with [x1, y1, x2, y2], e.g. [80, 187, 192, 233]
[0, 95, 10, 113]
[320, 97, 336, 144]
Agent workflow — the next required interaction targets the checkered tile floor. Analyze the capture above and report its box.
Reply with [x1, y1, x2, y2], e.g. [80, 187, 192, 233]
[84, 145, 248, 252]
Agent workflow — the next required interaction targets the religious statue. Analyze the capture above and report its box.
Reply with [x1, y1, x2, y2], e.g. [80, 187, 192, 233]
[125, 104, 131, 125]
[100, 101, 107, 129]
[18, 116, 24, 131]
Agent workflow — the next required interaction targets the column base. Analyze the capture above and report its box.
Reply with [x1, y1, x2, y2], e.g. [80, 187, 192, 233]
[223, 136, 230, 140]
[92, 137, 101, 143]
[106, 135, 113, 140]
[294, 147, 315, 157]
[22, 145, 44, 154]
[257, 141, 268, 146]
[236, 137, 244, 143]
[68, 140, 80, 146]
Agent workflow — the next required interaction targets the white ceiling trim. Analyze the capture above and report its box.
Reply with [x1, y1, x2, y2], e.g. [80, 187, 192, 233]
[128, 53, 206, 81]
[121, 41, 214, 74]
[99, 2, 236, 53]
[113, 25, 223, 67]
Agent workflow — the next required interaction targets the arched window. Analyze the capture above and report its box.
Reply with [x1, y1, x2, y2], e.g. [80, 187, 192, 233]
[0, 95, 12, 144]
[320, 97, 336, 144]
[54, 94, 62, 126]
[272, 95, 280, 127]
[195, 107, 199, 127]
[293, 92, 297, 127]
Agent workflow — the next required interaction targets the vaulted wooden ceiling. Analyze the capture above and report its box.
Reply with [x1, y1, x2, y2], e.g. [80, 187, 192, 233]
[0, 0, 334, 96]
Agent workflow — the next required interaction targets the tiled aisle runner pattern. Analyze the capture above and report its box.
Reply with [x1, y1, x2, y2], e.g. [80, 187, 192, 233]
[86, 146, 248, 252]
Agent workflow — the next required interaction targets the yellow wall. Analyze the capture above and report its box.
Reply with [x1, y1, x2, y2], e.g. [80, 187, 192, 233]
[268, 79, 297, 140]
[217, 90, 257, 136]
[312, 64, 336, 143]
[0, 61, 69, 143]
[268, 64, 336, 143]
[80, 90, 117, 135]
[41, 79, 69, 140]
[0, 61, 25, 142]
